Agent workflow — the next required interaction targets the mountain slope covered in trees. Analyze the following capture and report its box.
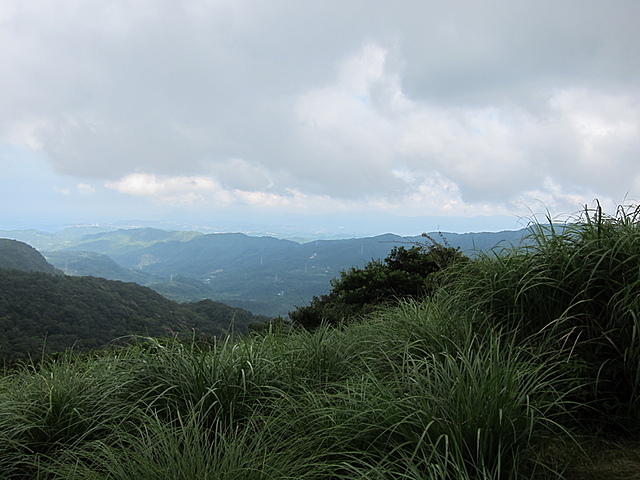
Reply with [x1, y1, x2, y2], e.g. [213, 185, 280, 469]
[0, 238, 62, 275]
[0, 269, 270, 359]
[43, 250, 153, 283]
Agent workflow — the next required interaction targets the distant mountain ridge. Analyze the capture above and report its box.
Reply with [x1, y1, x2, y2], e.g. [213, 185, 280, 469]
[71, 228, 202, 256]
[0, 227, 202, 253]
[22, 227, 530, 317]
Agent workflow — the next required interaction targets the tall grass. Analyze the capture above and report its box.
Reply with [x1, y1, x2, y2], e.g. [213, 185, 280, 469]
[279, 317, 571, 479]
[0, 351, 135, 478]
[446, 203, 640, 428]
[119, 335, 279, 427]
[1, 309, 571, 479]
[45, 408, 339, 480]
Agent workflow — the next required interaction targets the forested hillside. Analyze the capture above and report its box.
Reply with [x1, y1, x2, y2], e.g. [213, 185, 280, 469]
[0, 238, 62, 275]
[0, 268, 270, 359]
[43, 250, 153, 283]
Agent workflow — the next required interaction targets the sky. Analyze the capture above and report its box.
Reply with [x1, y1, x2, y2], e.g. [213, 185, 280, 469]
[1, 0, 639, 235]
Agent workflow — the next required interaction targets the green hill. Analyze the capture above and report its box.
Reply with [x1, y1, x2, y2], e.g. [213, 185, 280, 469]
[43, 250, 153, 283]
[0, 238, 62, 275]
[0, 269, 270, 359]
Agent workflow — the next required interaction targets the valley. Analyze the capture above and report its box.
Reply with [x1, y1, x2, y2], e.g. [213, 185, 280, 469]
[3, 226, 528, 317]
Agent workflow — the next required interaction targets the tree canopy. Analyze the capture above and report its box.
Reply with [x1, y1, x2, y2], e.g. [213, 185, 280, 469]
[289, 236, 466, 329]
[0, 268, 271, 359]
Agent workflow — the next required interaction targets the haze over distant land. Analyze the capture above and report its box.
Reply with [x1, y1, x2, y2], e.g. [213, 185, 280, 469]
[0, 1, 637, 230]
[1, 211, 527, 241]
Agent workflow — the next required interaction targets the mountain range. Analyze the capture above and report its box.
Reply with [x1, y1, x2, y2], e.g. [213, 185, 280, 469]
[2, 227, 529, 317]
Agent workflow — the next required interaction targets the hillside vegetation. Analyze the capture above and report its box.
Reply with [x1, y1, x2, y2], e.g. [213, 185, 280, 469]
[42, 250, 153, 284]
[1, 204, 639, 478]
[0, 239, 62, 275]
[289, 236, 467, 328]
[0, 269, 269, 359]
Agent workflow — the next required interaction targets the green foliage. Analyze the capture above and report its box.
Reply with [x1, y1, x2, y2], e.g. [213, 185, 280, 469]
[121, 336, 277, 429]
[0, 352, 134, 478]
[50, 409, 330, 480]
[446, 203, 640, 428]
[0, 304, 572, 480]
[0, 238, 61, 275]
[0, 269, 270, 360]
[290, 236, 466, 329]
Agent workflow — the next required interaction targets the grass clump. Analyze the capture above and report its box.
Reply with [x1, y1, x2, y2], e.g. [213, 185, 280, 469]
[448, 203, 640, 429]
[0, 351, 135, 478]
[120, 335, 278, 426]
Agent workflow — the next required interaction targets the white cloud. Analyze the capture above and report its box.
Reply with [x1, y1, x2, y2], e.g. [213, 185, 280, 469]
[105, 173, 226, 206]
[204, 158, 276, 191]
[76, 183, 95, 195]
[105, 173, 166, 197]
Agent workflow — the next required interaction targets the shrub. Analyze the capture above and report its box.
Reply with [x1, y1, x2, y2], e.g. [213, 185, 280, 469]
[290, 235, 466, 329]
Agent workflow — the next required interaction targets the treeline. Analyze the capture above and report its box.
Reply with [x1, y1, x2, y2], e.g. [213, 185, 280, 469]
[0, 269, 270, 359]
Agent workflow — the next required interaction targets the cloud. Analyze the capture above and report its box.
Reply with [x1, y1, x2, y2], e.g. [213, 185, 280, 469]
[204, 158, 276, 191]
[105, 173, 226, 206]
[103, 171, 342, 212]
[76, 183, 95, 195]
[1, 0, 640, 220]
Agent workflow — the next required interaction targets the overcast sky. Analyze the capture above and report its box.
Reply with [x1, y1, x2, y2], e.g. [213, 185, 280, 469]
[1, 0, 639, 233]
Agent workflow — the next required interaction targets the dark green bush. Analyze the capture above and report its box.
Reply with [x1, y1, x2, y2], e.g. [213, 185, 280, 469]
[290, 236, 466, 329]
